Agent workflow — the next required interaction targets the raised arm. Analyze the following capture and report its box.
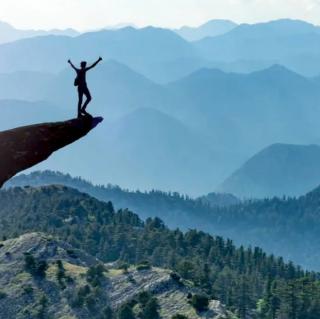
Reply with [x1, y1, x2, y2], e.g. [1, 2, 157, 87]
[68, 59, 78, 71]
[86, 57, 103, 71]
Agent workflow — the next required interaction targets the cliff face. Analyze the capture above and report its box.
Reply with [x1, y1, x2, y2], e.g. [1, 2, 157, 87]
[0, 116, 103, 187]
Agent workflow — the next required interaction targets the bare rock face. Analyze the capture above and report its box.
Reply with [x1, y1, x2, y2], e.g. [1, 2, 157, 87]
[0, 116, 103, 187]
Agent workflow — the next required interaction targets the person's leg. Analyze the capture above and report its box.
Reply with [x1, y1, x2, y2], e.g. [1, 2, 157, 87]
[78, 89, 84, 118]
[81, 87, 92, 115]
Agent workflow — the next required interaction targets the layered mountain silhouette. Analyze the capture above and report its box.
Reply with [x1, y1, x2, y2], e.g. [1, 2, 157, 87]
[1, 64, 320, 194]
[0, 26, 205, 83]
[31, 108, 222, 195]
[218, 143, 320, 198]
[195, 19, 320, 76]
[174, 19, 237, 41]
[6, 171, 320, 270]
[0, 117, 102, 187]
[1, 20, 320, 195]
[1, 19, 320, 82]
[0, 20, 78, 44]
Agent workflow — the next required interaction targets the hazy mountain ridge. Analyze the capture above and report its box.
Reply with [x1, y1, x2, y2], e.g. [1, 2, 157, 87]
[1, 63, 320, 195]
[2, 19, 320, 196]
[0, 26, 205, 83]
[0, 20, 79, 44]
[174, 20, 237, 41]
[5, 170, 240, 224]
[2, 19, 320, 84]
[0, 184, 318, 318]
[6, 170, 320, 270]
[194, 19, 320, 76]
[219, 143, 320, 198]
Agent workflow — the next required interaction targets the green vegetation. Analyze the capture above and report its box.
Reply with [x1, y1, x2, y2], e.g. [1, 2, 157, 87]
[171, 315, 188, 319]
[24, 252, 48, 278]
[136, 261, 152, 271]
[10, 170, 320, 271]
[117, 303, 135, 319]
[190, 294, 209, 312]
[0, 291, 7, 299]
[140, 297, 160, 319]
[86, 264, 106, 287]
[1, 185, 320, 318]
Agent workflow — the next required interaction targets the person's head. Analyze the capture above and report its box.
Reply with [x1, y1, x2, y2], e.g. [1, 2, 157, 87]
[80, 61, 87, 69]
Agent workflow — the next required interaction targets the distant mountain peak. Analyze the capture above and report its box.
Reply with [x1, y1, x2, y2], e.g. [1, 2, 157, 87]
[218, 143, 320, 198]
[175, 19, 237, 41]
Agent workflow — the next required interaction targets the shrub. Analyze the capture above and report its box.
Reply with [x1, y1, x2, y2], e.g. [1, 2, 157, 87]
[66, 249, 77, 258]
[0, 291, 7, 299]
[86, 264, 106, 287]
[136, 261, 151, 271]
[35, 260, 48, 278]
[191, 294, 209, 312]
[140, 297, 160, 319]
[118, 262, 129, 274]
[137, 291, 152, 306]
[172, 315, 188, 319]
[101, 306, 113, 319]
[24, 253, 47, 278]
[71, 285, 91, 308]
[24, 253, 36, 272]
[23, 285, 34, 295]
[117, 303, 135, 319]
[170, 272, 181, 283]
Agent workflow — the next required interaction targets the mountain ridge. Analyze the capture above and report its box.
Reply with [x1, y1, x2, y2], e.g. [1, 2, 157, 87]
[219, 143, 320, 198]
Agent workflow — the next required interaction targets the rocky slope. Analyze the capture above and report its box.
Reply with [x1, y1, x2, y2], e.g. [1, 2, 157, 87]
[0, 232, 231, 319]
[0, 116, 103, 187]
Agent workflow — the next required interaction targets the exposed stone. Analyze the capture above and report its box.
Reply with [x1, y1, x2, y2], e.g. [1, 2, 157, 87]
[0, 116, 103, 187]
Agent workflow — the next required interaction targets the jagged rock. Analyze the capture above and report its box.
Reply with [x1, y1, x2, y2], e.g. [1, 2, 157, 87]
[0, 116, 103, 187]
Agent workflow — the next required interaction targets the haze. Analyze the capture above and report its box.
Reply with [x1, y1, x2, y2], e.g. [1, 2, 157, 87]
[1, 0, 320, 31]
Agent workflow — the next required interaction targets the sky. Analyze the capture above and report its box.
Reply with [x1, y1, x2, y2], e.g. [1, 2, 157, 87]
[0, 0, 320, 31]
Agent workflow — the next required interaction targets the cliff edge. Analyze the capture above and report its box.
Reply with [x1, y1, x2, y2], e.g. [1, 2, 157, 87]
[0, 116, 103, 187]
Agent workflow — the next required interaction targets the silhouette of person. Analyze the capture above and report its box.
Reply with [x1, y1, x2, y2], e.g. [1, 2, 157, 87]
[68, 57, 103, 118]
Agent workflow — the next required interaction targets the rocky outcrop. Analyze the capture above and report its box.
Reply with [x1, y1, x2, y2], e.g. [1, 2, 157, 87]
[0, 116, 103, 187]
[0, 232, 232, 319]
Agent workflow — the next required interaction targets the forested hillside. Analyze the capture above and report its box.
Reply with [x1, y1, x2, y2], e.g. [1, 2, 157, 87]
[7, 170, 320, 270]
[0, 185, 319, 318]
[0, 232, 230, 319]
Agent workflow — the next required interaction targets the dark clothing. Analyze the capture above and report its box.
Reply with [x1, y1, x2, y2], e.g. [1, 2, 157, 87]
[76, 68, 88, 88]
[69, 59, 102, 117]
[78, 85, 92, 116]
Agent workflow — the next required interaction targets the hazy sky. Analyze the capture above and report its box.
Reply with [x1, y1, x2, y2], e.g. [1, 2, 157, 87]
[0, 0, 320, 30]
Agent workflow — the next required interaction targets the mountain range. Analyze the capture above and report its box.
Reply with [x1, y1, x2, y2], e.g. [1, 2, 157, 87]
[195, 19, 320, 76]
[1, 19, 320, 196]
[2, 61, 320, 195]
[174, 20, 237, 41]
[0, 184, 317, 319]
[0, 20, 78, 44]
[219, 143, 320, 198]
[0, 26, 205, 83]
[6, 169, 320, 270]
[1, 19, 320, 84]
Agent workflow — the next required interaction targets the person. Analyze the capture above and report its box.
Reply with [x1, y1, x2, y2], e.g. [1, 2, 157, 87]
[68, 57, 103, 117]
